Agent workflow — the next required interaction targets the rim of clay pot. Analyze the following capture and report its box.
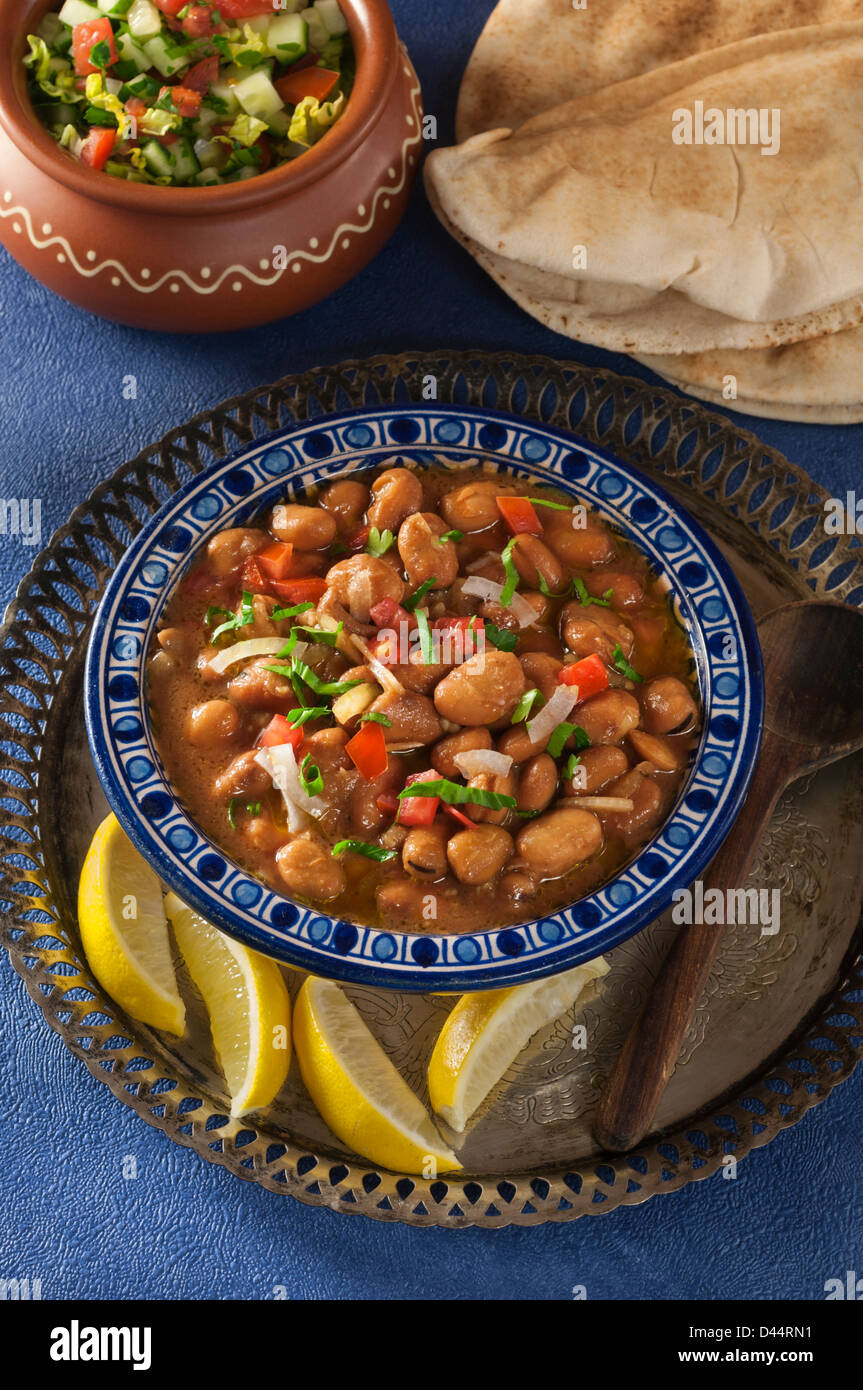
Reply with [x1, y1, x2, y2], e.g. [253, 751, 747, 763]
[0, 0, 400, 216]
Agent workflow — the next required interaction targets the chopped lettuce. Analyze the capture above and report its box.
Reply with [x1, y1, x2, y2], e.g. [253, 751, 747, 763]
[288, 91, 345, 148]
[228, 112, 269, 147]
[85, 73, 134, 139]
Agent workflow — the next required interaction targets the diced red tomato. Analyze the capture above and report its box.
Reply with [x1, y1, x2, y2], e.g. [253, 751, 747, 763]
[557, 651, 610, 701]
[214, 0, 275, 18]
[397, 770, 440, 827]
[496, 496, 543, 537]
[276, 67, 341, 106]
[376, 792, 399, 818]
[171, 85, 203, 119]
[182, 56, 219, 94]
[369, 597, 411, 629]
[73, 18, 118, 77]
[125, 96, 148, 120]
[240, 556, 271, 594]
[182, 565, 218, 596]
[182, 4, 213, 37]
[345, 721, 388, 781]
[257, 714, 304, 751]
[431, 614, 483, 634]
[267, 577, 328, 605]
[80, 126, 116, 170]
[445, 804, 474, 830]
[431, 614, 483, 662]
[156, 131, 180, 147]
[152, 0, 186, 15]
[367, 631, 398, 664]
[256, 540, 294, 581]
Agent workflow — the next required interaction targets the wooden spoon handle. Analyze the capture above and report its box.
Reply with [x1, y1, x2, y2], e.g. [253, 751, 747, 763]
[592, 729, 793, 1153]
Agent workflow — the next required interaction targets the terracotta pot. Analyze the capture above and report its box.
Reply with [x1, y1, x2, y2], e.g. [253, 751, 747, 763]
[0, 0, 422, 331]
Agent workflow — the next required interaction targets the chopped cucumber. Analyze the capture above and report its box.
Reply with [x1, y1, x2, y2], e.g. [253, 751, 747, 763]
[143, 33, 192, 78]
[57, 0, 103, 26]
[127, 0, 163, 41]
[314, 0, 349, 37]
[171, 136, 201, 182]
[193, 135, 226, 169]
[195, 168, 222, 186]
[37, 13, 71, 47]
[120, 70, 160, 100]
[141, 138, 174, 179]
[301, 7, 330, 52]
[192, 106, 221, 138]
[208, 78, 241, 115]
[267, 14, 308, 61]
[96, 0, 134, 13]
[232, 69, 284, 122]
[117, 31, 151, 73]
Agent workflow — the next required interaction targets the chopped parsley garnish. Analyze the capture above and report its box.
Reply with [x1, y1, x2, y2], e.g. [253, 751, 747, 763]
[207, 590, 254, 642]
[267, 656, 362, 698]
[88, 40, 111, 71]
[366, 526, 395, 557]
[511, 688, 543, 723]
[227, 797, 237, 829]
[438, 528, 463, 543]
[403, 578, 437, 611]
[246, 802, 261, 816]
[271, 600, 315, 622]
[499, 537, 520, 608]
[547, 723, 590, 758]
[361, 711, 392, 727]
[537, 573, 568, 598]
[527, 497, 572, 511]
[483, 621, 518, 652]
[612, 644, 643, 682]
[415, 607, 433, 664]
[286, 706, 331, 726]
[564, 753, 583, 780]
[398, 778, 517, 811]
[573, 577, 611, 608]
[332, 839, 397, 862]
[299, 754, 324, 798]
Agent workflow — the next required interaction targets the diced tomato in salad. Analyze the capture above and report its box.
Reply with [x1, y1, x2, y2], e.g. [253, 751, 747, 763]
[257, 714, 304, 751]
[214, 0, 276, 16]
[557, 652, 610, 700]
[72, 18, 117, 76]
[152, 0, 187, 15]
[345, 720, 388, 780]
[369, 597, 411, 629]
[171, 86, 203, 119]
[276, 67, 341, 106]
[256, 540, 294, 581]
[397, 770, 440, 827]
[182, 6, 214, 38]
[240, 557, 271, 594]
[496, 496, 543, 536]
[80, 127, 115, 170]
[181, 56, 219, 94]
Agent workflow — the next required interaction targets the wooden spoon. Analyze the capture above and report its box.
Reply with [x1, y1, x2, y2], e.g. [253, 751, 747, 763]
[593, 599, 863, 1154]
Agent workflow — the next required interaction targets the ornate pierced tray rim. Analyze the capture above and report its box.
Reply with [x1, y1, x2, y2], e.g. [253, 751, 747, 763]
[1, 349, 861, 1229]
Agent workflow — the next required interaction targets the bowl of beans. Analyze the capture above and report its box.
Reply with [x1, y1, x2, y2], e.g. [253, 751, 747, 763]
[84, 404, 764, 989]
[0, 0, 421, 330]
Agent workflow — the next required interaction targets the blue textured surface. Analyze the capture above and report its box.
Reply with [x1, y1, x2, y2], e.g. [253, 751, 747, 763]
[0, 0, 861, 1300]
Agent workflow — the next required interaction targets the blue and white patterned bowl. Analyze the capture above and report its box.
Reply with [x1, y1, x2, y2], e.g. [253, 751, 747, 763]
[84, 405, 764, 991]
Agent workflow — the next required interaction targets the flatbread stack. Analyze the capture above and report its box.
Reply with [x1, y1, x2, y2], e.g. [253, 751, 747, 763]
[425, 0, 863, 423]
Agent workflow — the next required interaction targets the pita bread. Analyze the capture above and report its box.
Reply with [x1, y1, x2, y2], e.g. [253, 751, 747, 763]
[425, 22, 863, 356]
[457, 0, 863, 142]
[636, 332, 863, 422]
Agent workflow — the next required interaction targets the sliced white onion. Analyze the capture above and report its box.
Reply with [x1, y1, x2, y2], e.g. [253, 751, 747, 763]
[352, 634, 406, 695]
[254, 742, 325, 830]
[527, 683, 579, 746]
[208, 636, 306, 676]
[571, 796, 635, 813]
[453, 749, 514, 779]
[465, 552, 499, 574]
[461, 576, 536, 628]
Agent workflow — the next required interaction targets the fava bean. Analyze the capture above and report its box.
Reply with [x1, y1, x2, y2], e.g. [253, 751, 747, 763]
[276, 833, 345, 901]
[641, 676, 698, 734]
[440, 480, 503, 532]
[446, 825, 514, 885]
[184, 699, 241, 749]
[367, 467, 423, 533]
[517, 753, 558, 813]
[576, 689, 641, 745]
[434, 649, 525, 725]
[270, 503, 336, 550]
[320, 479, 370, 534]
[206, 527, 269, 578]
[402, 824, 449, 881]
[516, 808, 603, 878]
[398, 511, 458, 589]
[431, 728, 492, 780]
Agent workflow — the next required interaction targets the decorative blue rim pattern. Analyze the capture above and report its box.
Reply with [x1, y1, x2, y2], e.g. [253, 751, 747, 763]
[84, 405, 764, 991]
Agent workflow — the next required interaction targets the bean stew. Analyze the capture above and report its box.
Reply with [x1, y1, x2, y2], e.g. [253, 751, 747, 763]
[147, 460, 700, 933]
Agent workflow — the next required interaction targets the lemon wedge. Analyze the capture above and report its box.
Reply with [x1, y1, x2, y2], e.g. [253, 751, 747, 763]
[428, 958, 610, 1132]
[78, 812, 185, 1035]
[164, 892, 291, 1117]
[294, 975, 461, 1175]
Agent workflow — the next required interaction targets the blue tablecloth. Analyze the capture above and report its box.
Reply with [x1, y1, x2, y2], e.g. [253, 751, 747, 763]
[1, 1, 860, 1302]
